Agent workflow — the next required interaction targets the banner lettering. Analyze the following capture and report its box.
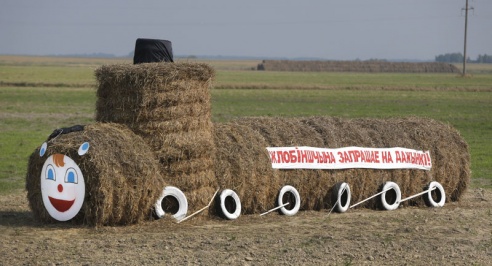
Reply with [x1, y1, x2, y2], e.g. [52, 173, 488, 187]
[266, 146, 432, 170]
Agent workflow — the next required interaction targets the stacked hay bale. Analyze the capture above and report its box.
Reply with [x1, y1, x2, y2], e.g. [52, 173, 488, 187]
[95, 62, 217, 214]
[26, 123, 164, 226]
[215, 116, 470, 212]
[257, 60, 461, 73]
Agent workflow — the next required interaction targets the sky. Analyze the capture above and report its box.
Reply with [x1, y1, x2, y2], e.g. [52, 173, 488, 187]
[1, 0, 491, 61]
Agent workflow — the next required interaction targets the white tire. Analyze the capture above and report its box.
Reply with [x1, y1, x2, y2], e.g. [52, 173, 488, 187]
[331, 182, 351, 213]
[278, 185, 301, 216]
[154, 186, 188, 221]
[379, 181, 401, 211]
[424, 181, 446, 207]
[219, 189, 242, 220]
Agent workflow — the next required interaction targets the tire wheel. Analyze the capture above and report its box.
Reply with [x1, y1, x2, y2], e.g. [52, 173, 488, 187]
[379, 181, 401, 211]
[219, 189, 242, 220]
[277, 185, 301, 216]
[154, 186, 188, 221]
[423, 181, 446, 207]
[331, 182, 351, 213]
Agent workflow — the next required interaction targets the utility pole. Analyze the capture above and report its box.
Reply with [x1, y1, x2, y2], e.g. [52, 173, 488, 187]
[462, 0, 473, 76]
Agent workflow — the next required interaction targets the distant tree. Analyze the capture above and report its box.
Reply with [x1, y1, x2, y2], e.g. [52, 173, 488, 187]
[365, 58, 387, 62]
[434, 52, 492, 63]
[476, 54, 492, 63]
[435, 53, 465, 63]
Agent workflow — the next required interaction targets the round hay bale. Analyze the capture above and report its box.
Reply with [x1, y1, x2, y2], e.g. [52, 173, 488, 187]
[213, 123, 282, 214]
[233, 117, 324, 147]
[26, 123, 165, 226]
[186, 186, 219, 218]
[222, 116, 470, 211]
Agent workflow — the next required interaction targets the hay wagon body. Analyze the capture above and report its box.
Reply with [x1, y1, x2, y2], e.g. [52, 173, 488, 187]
[26, 62, 470, 226]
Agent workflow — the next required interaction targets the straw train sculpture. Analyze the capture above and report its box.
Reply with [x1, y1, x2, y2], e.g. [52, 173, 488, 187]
[26, 62, 470, 226]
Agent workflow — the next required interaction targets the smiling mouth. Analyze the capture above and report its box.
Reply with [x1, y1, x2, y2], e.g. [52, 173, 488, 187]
[48, 196, 75, 212]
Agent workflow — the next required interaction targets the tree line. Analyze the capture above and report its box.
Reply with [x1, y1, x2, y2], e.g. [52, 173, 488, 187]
[435, 53, 492, 63]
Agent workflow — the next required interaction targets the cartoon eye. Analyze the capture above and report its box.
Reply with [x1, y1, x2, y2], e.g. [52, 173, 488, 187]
[46, 164, 56, 181]
[65, 168, 78, 184]
[78, 142, 90, 156]
[40, 142, 48, 157]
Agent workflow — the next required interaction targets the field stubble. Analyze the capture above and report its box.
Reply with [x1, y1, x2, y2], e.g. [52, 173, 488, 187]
[0, 185, 491, 265]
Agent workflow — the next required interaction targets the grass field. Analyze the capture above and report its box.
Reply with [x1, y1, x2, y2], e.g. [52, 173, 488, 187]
[0, 55, 491, 193]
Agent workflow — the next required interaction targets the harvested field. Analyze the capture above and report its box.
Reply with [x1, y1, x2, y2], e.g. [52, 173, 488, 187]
[257, 60, 460, 73]
[1, 186, 491, 265]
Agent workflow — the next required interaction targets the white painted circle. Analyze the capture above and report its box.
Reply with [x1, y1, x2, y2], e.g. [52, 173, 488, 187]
[277, 185, 301, 216]
[380, 181, 401, 211]
[40, 142, 48, 157]
[78, 142, 90, 156]
[332, 182, 351, 213]
[219, 189, 241, 220]
[424, 181, 446, 207]
[40, 154, 85, 221]
[154, 186, 188, 221]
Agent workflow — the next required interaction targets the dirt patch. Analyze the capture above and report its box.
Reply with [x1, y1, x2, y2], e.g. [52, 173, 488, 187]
[1, 186, 491, 265]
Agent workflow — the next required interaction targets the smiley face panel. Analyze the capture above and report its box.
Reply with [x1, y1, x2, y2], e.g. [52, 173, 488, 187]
[40, 153, 85, 221]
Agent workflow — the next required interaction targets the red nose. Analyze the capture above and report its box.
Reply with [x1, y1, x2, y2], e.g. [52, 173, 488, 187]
[58, 184, 63, 193]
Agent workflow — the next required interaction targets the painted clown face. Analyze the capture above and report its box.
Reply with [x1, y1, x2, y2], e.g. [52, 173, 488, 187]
[39, 142, 89, 221]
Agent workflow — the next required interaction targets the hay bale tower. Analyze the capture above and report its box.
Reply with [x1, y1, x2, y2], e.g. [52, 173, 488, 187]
[95, 62, 217, 214]
[26, 123, 164, 226]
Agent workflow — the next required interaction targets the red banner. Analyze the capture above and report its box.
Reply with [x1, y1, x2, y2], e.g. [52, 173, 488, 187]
[266, 146, 432, 170]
